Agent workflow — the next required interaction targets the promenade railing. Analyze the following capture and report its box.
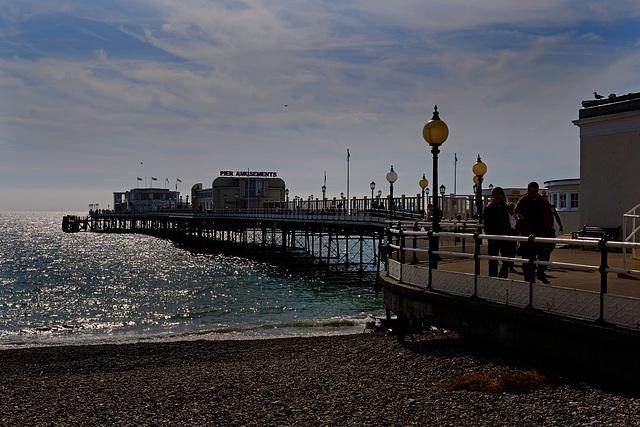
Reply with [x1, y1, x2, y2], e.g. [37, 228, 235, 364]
[385, 223, 640, 329]
[623, 202, 640, 268]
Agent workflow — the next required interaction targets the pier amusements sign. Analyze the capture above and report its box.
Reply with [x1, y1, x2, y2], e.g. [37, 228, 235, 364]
[220, 171, 278, 177]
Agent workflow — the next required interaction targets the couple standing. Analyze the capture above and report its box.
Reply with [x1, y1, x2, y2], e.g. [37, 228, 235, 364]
[485, 182, 559, 283]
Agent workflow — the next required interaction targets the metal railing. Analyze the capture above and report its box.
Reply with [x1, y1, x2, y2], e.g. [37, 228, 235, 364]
[623, 203, 640, 268]
[385, 227, 640, 324]
[93, 207, 429, 225]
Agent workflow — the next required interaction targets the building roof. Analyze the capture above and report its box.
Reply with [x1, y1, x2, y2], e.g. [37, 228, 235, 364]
[579, 92, 640, 119]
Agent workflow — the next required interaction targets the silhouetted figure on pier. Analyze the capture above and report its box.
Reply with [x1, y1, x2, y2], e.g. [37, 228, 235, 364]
[484, 186, 513, 278]
[514, 181, 554, 284]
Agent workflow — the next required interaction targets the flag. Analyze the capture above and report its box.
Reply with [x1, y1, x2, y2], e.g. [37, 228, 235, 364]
[176, 178, 182, 183]
[165, 177, 169, 183]
[137, 177, 143, 181]
[347, 149, 350, 159]
[151, 177, 157, 181]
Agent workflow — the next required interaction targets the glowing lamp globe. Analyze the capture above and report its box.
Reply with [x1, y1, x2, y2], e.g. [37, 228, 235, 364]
[472, 155, 487, 177]
[386, 166, 398, 184]
[423, 106, 449, 146]
[419, 175, 429, 190]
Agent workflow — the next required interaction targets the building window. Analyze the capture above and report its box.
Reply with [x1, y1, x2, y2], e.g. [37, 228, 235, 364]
[570, 193, 579, 209]
[559, 193, 567, 209]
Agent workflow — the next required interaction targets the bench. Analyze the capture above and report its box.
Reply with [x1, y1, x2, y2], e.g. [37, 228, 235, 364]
[571, 225, 620, 241]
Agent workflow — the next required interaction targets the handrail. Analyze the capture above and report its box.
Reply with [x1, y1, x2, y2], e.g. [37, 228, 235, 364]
[385, 228, 640, 322]
[90, 207, 429, 226]
[623, 202, 640, 268]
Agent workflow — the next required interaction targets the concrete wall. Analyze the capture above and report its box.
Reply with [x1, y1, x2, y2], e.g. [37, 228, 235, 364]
[574, 107, 640, 233]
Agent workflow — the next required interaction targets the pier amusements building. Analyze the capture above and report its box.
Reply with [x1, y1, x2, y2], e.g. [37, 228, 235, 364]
[191, 170, 286, 211]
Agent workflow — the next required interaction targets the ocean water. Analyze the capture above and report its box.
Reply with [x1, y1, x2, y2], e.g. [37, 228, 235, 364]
[0, 212, 384, 348]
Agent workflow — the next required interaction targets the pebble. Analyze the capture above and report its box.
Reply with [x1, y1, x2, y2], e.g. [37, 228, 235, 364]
[0, 332, 638, 425]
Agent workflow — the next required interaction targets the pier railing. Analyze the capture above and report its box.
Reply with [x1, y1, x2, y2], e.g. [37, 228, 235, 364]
[385, 223, 640, 330]
[90, 207, 429, 226]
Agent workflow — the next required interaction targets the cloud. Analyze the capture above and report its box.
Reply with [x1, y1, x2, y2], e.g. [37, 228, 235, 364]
[2, 1, 640, 210]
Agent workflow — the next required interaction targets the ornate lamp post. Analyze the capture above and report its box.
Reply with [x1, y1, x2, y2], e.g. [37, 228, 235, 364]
[285, 189, 289, 211]
[472, 183, 478, 218]
[386, 166, 398, 216]
[440, 184, 446, 218]
[472, 155, 487, 223]
[423, 105, 449, 269]
[419, 174, 429, 218]
[370, 181, 376, 209]
[321, 185, 326, 209]
[423, 106, 449, 229]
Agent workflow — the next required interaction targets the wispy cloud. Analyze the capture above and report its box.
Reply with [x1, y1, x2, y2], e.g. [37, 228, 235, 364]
[2, 0, 640, 210]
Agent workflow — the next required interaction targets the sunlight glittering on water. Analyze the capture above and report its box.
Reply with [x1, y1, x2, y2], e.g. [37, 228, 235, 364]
[0, 212, 384, 347]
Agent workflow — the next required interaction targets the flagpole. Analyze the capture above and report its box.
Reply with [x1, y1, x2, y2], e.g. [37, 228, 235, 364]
[454, 153, 458, 196]
[346, 149, 350, 214]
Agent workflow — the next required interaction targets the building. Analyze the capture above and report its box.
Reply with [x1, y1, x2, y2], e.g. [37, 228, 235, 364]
[113, 187, 180, 214]
[544, 178, 580, 234]
[573, 92, 640, 236]
[192, 170, 286, 211]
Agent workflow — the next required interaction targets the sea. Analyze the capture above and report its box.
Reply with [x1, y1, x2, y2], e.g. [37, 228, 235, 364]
[0, 212, 385, 349]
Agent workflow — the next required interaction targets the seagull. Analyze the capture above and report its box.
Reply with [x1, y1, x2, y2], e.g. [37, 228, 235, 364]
[284, 104, 288, 107]
[608, 93, 617, 99]
[594, 92, 604, 99]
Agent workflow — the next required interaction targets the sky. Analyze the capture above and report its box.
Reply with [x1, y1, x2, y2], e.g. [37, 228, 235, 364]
[2, 1, 640, 211]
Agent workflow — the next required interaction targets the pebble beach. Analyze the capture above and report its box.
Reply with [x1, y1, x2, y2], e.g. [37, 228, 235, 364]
[1, 332, 638, 426]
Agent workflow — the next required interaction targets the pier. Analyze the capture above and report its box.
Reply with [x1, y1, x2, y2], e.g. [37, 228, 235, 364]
[63, 207, 409, 274]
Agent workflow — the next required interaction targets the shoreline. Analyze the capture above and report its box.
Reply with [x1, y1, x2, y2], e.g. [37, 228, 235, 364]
[1, 332, 638, 426]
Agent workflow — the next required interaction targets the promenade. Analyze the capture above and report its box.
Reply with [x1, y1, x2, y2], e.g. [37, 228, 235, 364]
[434, 240, 640, 299]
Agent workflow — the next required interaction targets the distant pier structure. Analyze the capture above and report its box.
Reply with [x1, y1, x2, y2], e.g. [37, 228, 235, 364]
[62, 176, 434, 274]
[63, 208, 392, 275]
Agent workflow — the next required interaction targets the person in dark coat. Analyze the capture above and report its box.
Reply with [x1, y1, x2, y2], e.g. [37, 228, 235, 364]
[483, 186, 513, 278]
[514, 181, 554, 283]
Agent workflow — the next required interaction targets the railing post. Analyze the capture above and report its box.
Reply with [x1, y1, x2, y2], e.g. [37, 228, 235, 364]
[399, 228, 405, 266]
[427, 229, 433, 290]
[527, 234, 536, 308]
[412, 229, 418, 264]
[462, 222, 467, 253]
[473, 231, 481, 297]
[385, 227, 392, 276]
[598, 238, 608, 322]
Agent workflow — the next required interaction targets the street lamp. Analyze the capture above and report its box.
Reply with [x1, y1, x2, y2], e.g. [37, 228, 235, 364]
[285, 188, 289, 210]
[419, 174, 429, 218]
[321, 185, 326, 209]
[439, 184, 446, 219]
[386, 166, 398, 216]
[370, 181, 376, 209]
[473, 183, 478, 218]
[472, 155, 487, 223]
[426, 187, 430, 214]
[423, 105, 449, 269]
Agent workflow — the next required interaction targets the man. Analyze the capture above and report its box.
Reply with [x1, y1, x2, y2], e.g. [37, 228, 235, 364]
[514, 181, 554, 283]
[483, 186, 512, 278]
